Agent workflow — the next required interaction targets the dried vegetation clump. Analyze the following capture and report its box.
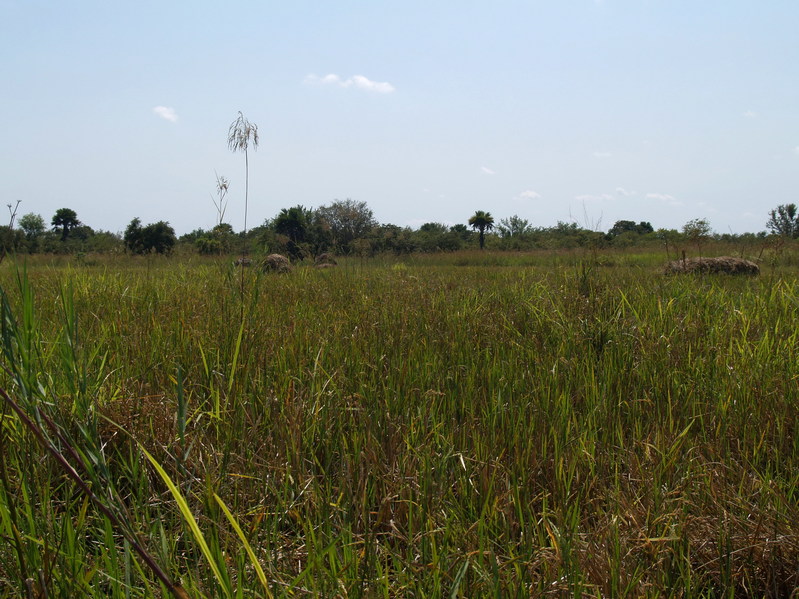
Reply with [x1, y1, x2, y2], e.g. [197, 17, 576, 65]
[314, 253, 338, 268]
[665, 256, 760, 275]
[262, 253, 292, 273]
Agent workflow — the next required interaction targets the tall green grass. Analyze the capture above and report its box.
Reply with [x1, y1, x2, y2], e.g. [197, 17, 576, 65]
[0, 252, 797, 597]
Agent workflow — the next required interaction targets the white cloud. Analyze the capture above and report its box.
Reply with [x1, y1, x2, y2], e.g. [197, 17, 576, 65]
[304, 73, 338, 86]
[152, 106, 178, 122]
[351, 75, 395, 94]
[480, 166, 496, 175]
[793, 146, 799, 155]
[575, 193, 613, 202]
[615, 187, 636, 196]
[593, 151, 612, 159]
[516, 190, 542, 201]
[320, 74, 343, 85]
[646, 192, 683, 207]
[304, 73, 395, 94]
[743, 110, 757, 118]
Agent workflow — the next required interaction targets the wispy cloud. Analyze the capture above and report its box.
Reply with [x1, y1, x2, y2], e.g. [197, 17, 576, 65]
[742, 110, 757, 118]
[793, 146, 799, 155]
[593, 151, 612, 159]
[480, 166, 496, 175]
[646, 192, 683, 207]
[152, 106, 178, 122]
[516, 190, 541, 201]
[304, 73, 395, 94]
[615, 187, 636, 196]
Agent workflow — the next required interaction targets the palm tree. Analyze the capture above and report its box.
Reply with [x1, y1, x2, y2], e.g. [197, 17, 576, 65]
[227, 112, 259, 237]
[468, 210, 494, 250]
[52, 208, 81, 241]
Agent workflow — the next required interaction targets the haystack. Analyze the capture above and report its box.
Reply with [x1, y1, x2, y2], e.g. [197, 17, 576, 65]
[262, 253, 292, 273]
[315, 253, 338, 267]
[665, 256, 759, 276]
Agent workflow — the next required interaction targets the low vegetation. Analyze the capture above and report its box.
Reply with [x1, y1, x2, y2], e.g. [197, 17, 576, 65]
[0, 248, 797, 597]
[3, 201, 793, 262]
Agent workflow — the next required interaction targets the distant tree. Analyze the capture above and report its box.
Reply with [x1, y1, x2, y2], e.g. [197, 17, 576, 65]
[419, 222, 449, 234]
[468, 210, 495, 250]
[19, 213, 46, 240]
[69, 224, 94, 241]
[181, 229, 201, 243]
[124, 218, 144, 253]
[352, 237, 374, 259]
[274, 206, 311, 243]
[0, 226, 25, 256]
[373, 224, 415, 255]
[195, 223, 236, 255]
[413, 223, 462, 252]
[213, 223, 235, 237]
[655, 228, 682, 261]
[607, 220, 654, 238]
[227, 112, 259, 237]
[273, 206, 317, 260]
[497, 215, 532, 238]
[195, 237, 220, 255]
[682, 218, 712, 257]
[536, 221, 596, 249]
[450, 224, 473, 241]
[142, 221, 176, 254]
[84, 230, 122, 253]
[51, 208, 80, 241]
[553, 221, 580, 235]
[316, 199, 377, 254]
[608, 220, 636, 238]
[636, 221, 654, 235]
[766, 203, 799, 238]
[124, 218, 176, 254]
[303, 211, 334, 257]
[611, 231, 640, 250]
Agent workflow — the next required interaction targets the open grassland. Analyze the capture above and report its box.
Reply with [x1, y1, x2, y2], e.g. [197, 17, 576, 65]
[0, 251, 797, 597]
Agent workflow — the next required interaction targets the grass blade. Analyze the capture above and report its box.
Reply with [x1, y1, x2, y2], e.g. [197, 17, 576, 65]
[139, 445, 232, 598]
[213, 493, 273, 598]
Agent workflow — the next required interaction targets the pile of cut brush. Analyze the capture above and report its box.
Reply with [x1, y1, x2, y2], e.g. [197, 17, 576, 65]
[665, 255, 759, 275]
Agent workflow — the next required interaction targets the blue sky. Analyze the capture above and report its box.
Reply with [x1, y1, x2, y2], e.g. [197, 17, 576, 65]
[2, 1, 797, 235]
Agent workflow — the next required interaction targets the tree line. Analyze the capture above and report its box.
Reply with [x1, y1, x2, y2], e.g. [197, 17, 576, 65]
[7, 108, 793, 260]
[2, 201, 797, 259]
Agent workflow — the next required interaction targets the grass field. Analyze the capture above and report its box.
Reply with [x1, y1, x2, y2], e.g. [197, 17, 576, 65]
[0, 250, 797, 597]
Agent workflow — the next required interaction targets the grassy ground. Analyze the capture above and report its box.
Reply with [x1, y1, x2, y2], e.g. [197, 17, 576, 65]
[0, 250, 797, 597]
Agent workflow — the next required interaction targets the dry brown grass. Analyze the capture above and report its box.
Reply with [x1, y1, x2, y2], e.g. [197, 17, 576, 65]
[262, 253, 292, 273]
[665, 256, 760, 275]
